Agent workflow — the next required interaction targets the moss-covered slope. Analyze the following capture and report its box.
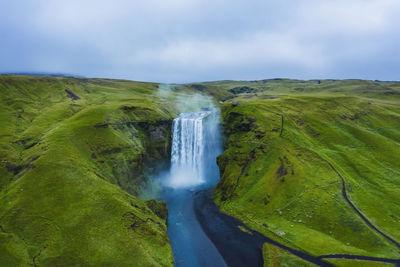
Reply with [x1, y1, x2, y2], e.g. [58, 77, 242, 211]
[192, 79, 400, 264]
[263, 243, 316, 267]
[0, 75, 175, 266]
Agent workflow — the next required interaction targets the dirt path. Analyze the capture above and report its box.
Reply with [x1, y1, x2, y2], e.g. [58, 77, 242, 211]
[317, 254, 400, 266]
[323, 158, 400, 250]
[278, 113, 400, 252]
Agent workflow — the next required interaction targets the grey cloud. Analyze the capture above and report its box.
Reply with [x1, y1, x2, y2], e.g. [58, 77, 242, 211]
[0, 0, 399, 82]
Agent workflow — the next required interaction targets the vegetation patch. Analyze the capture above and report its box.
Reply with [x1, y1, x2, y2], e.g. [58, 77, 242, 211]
[263, 243, 317, 266]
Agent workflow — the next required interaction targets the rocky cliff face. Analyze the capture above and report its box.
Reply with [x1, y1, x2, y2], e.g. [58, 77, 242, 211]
[92, 114, 173, 196]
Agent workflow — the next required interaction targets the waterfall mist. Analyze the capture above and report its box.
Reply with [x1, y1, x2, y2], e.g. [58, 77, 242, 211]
[154, 83, 222, 189]
[157, 83, 216, 114]
[140, 83, 219, 198]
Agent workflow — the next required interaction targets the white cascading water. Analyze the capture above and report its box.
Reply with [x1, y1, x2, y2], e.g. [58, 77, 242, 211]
[167, 110, 212, 188]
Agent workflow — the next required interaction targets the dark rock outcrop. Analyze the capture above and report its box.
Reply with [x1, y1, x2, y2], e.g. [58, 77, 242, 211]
[229, 86, 256, 94]
[65, 89, 80, 100]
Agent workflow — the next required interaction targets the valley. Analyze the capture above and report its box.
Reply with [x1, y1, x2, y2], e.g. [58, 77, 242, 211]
[1, 75, 400, 266]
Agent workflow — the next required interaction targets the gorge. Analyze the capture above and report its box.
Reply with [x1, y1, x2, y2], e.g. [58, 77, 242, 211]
[1, 76, 400, 266]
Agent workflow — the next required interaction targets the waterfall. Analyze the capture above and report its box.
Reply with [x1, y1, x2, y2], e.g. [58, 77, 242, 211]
[167, 110, 212, 188]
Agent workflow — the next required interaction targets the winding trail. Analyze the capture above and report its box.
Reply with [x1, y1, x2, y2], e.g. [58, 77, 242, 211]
[323, 158, 400, 250]
[280, 112, 400, 250]
[317, 254, 400, 266]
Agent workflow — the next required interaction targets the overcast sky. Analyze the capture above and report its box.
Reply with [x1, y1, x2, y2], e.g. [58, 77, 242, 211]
[0, 0, 399, 83]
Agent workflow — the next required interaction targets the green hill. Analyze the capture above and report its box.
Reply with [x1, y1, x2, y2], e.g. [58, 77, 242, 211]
[0, 75, 176, 266]
[190, 79, 400, 263]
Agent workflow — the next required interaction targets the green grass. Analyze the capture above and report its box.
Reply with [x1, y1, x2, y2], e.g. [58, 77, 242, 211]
[0, 75, 178, 266]
[263, 243, 316, 267]
[188, 79, 400, 262]
[325, 259, 394, 267]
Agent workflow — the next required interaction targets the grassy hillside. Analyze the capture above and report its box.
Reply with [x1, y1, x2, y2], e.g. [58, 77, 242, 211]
[263, 243, 316, 267]
[0, 75, 177, 266]
[189, 79, 400, 265]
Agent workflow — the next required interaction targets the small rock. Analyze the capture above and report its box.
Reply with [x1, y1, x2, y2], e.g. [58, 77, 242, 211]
[276, 231, 285, 236]
[231, 101, 240, 107]
[150, 127, 166, 139]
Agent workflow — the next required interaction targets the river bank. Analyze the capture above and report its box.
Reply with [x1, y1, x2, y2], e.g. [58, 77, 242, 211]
[194, 189, 333, 267]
